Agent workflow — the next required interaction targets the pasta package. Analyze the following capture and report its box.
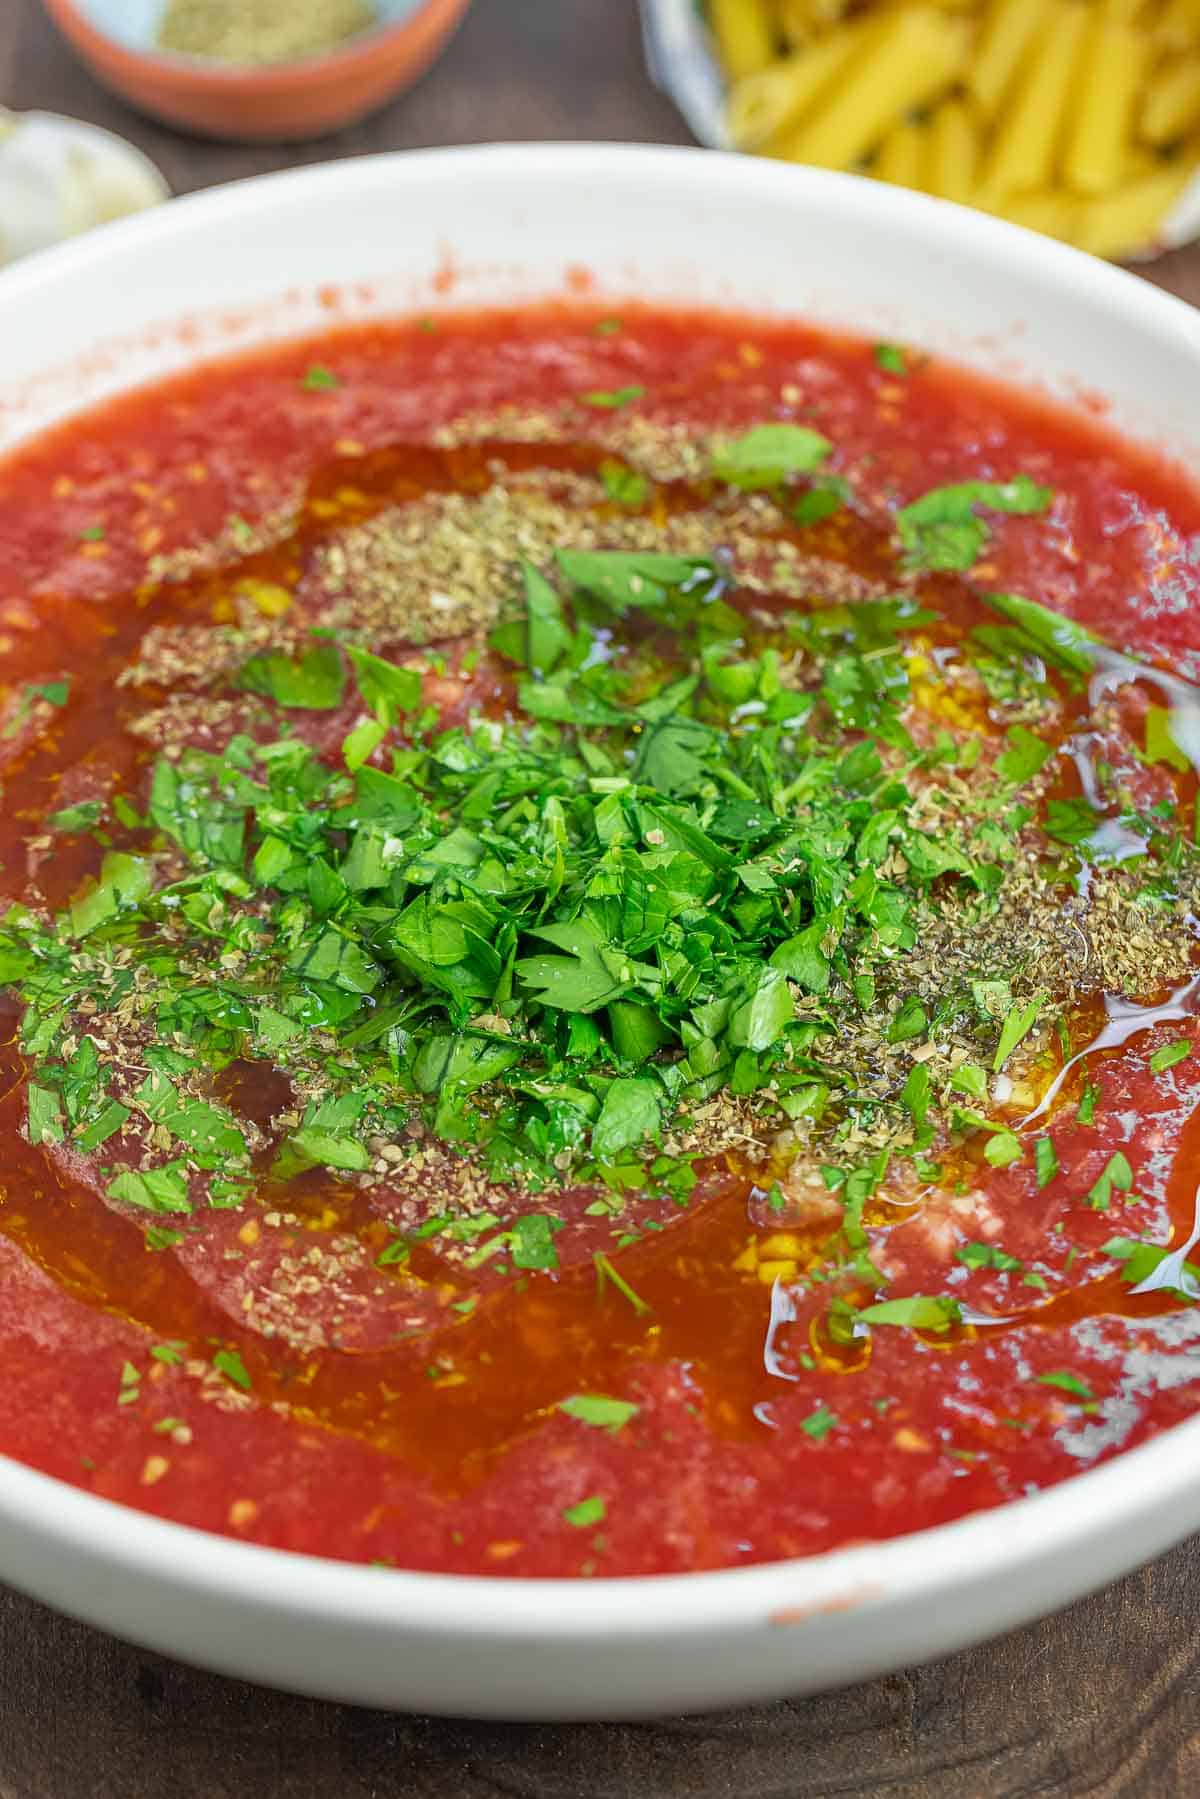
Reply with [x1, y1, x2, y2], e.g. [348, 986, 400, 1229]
[641, 0, 1200, 259]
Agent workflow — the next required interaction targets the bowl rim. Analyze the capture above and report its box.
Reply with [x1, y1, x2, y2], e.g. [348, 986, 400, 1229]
[41, 0, 467, 88]
[2, 140, 1200, 1649]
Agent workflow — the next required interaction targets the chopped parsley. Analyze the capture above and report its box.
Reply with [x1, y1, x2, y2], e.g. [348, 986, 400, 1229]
[896, 477, 1053, 572]
[873, 343, 908, 376]
[562, 1494, 607, 1528]
[558, 1394, 640, 1432]
[212, 1348, 251, 1391]
[1086, 1151, 1133, 1211]
[799, 1405, 838, 1439]
[580, 385, 644, 410]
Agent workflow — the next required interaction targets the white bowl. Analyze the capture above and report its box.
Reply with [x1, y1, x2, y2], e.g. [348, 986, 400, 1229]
[2, 144, 1200, 1720]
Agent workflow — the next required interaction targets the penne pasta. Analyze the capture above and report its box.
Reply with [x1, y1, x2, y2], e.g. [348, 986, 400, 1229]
[1155, 0, 1200, 47]
[1063, 21, 1148, 194]
[703, 0, 1200, 259]
[998, 189, 1080, 239]
[967, 0, 1045, 120]
[980, 3, 1089, 197]
[875, 120, 928, 188]
[925, 97, 981, 203]
[1141, 62, 1200, 145]
[778, 8, 970, 170]
[728, 28, 862, 149]
[775, 0, 851, 47]
[709, 0, 777, 81]
[1075, 156, 1195, 257]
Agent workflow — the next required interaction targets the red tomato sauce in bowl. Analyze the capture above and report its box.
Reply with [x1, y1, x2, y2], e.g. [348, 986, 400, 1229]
[2, 304, 1200, 1577]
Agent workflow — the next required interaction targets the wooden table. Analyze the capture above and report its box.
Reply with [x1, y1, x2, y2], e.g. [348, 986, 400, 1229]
[2, 2, 1200, 1792]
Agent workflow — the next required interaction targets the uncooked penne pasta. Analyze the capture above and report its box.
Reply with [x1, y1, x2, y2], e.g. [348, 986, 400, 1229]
[1141, 62, 1200, 144]
[1063, 21, 1148, 194]
[727, 28, 861, 149]
[709, 0, 776, 80]
[875, 120, 927, 187]
[967, 0, 1045, 120]
[1075, 157, 1194, 257]
[1155, 0, 1200, 47]
[925, 97, 980, 203]
[779, 8, 970, 170]
[980, 3, 1089, 196]
[775, 0, 851, 47]
[995, 189, 1080, 239]
[703, 0, 1200, 260]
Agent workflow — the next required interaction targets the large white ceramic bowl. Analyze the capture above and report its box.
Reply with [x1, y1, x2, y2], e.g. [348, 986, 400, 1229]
[2, 145, 1200, 1720]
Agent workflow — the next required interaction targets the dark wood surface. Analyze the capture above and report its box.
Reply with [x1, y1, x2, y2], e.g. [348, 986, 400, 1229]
[2, 2, 1200, 1792]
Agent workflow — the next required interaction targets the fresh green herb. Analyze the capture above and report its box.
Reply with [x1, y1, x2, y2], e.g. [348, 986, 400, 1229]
[509, 1213, 560, 1272]
[345, 645, 422, 722]
[599, 459, 649, 507]
[47, 800, 103, 834]
[107, 1163, 192, 1215]
[793, 477, 850, 526]
[855, 1295, 961, 1333]
[580, 385, 644, 410]
[558, 1394, 640, 1432]
[712, 423, 831, 490]
[301, 364, 339, 391]
[144, 1227, 185, 1252]
[896, 479, 1053, 572]
[595, 1253, 652, 1316]
[1103, 1235, 1200, 1296]
[1086, 1150, 1133, 1211]
[956, 1241, 1022, 1272]
[993, 995, 1045, 1072]
[1150, 1039, 1191, 1075]
[995, 726, 1054, 785]
[212, 1348, 251, 1391]
[800, 1406, 838, 1439]
[236, 642, 345, 710]
[3, 678, 70, 739]
[984, 1130, 1022, 1168]
[873, 343, 908, 376]
[1034, 1136, 1059, 1188]
[979, 590, 1095, 677]
[1077, 1081, 1100, 1125]
[562, 1494, 607, 1528]
[1144, 705, 1190, 773]
[1036, 1370, 1094, 1401]
[78, 524, 106, 542]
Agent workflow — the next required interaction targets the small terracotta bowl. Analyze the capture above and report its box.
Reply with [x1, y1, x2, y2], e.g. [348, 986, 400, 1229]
[40, 0, 473, 143]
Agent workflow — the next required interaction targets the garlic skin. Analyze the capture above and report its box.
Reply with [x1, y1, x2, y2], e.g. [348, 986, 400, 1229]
[0, 110, 169, 268]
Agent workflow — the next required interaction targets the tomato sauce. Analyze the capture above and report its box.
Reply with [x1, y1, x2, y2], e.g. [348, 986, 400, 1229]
[1, 305, 1200, 1576]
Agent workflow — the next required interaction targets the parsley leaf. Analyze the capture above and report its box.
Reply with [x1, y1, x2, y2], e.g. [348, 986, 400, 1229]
[236, 642, 345, 710]
[558, 1394, 640, 1432]
[1086, 1151, 1133, 1210]
[562, 1494, 607, 1527]
[712, 423, 832, 490]
[896, 478, 1052, 572]
[1150, 1039, 1191, 1074]
[580, 385, 644, 409]
[856, 1295, 961, 1333]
